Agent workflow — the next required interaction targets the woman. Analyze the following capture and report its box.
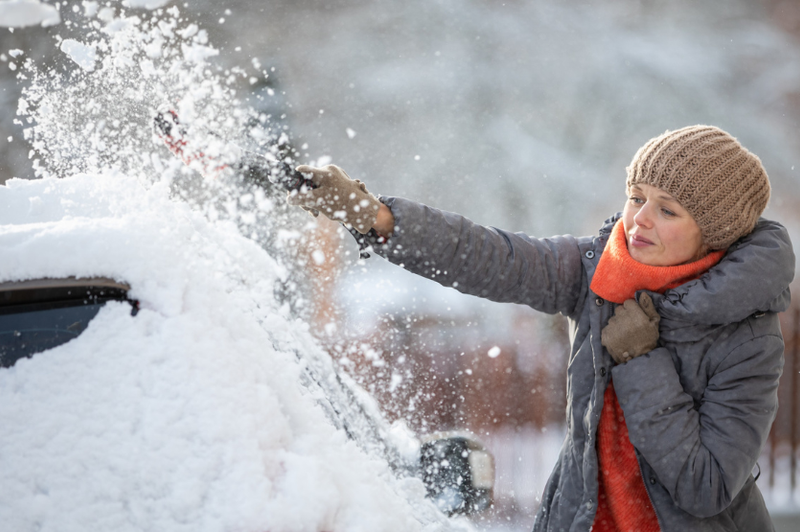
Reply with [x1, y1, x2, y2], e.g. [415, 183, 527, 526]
[288, 125, 795, 531]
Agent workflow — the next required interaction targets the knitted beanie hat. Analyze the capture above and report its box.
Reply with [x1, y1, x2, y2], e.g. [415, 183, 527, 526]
[626, 125, 770, 250]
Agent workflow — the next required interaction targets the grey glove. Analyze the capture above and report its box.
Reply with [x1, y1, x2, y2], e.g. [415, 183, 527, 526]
[601, 293, 660, 364]
[286, 164, 381, 234]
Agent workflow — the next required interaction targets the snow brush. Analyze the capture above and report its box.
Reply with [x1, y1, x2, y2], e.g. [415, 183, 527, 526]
[153, 110, 316, 192]
[154, 111, 385, 259]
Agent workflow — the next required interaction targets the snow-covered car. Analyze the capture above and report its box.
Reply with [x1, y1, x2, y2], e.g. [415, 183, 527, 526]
[0, 174, 492, 532]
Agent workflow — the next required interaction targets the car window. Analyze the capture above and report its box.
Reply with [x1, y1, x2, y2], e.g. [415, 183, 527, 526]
[0, 278, 135, 369]
[0, 303, 108, 368]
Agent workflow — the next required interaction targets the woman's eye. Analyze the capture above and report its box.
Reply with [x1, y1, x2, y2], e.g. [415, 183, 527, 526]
[629, 196, 644, 204]
[662, 209, 676, 216]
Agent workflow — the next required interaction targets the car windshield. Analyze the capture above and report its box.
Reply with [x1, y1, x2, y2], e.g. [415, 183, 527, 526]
[0, 303, 107, 368]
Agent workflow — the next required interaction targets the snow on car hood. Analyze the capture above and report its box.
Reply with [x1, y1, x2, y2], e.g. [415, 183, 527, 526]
[0, 174, 470, 532]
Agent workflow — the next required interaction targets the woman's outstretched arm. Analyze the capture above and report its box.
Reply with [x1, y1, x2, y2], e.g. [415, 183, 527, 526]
[369, 196, 589, 317]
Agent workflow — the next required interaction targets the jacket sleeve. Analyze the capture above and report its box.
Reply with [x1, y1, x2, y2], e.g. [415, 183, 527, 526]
[370, 196, 586, 316]
[611, 331, 784, 518]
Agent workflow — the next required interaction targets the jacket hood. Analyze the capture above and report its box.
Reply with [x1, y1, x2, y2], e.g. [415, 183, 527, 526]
[597, 215, 795, 327]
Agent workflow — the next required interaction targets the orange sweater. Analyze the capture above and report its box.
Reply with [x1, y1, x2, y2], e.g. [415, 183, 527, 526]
[589, 221, 724, 532]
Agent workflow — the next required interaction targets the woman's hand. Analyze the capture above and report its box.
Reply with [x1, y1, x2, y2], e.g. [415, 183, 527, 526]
[287, 165, 381, 234]
[601, 293, 660, 364]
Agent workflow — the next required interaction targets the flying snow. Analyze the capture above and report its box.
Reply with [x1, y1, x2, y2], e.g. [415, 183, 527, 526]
[59, 39, 97, 71]
[0, 0, 60, 27]
[123, 0, 171, 9]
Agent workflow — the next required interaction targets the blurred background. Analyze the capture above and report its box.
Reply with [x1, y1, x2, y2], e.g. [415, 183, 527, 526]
[2, 1, 800, 530]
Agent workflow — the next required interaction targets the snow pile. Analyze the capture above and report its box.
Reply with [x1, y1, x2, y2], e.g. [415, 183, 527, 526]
[0, 173, 469, 532]
[0, 0, 60, 28]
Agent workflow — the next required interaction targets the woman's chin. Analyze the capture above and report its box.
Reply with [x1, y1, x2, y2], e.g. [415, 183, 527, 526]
[629, 247, 663, 266]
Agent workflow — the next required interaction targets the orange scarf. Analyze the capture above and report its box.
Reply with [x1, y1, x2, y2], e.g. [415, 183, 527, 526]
[591, 220, 725, 304]
[589, 219, 725, 532]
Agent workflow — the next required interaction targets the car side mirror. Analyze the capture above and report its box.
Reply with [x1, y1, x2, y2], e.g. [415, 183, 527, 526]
[419, 432, 494, 516]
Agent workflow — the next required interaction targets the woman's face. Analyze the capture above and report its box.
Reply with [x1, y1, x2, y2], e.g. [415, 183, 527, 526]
[622, 183, 707, 266]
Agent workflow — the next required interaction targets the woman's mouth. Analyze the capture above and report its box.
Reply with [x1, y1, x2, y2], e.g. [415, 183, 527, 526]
[630, 234, 654, 248]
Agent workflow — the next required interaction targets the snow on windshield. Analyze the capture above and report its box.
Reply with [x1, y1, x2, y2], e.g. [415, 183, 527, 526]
[0, 4, 474, 532]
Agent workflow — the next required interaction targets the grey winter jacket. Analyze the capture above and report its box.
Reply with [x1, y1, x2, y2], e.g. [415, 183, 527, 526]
[370, 196, 795, 532]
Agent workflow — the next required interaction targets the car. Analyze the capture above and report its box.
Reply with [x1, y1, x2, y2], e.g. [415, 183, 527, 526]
[0, 173, 493, 531]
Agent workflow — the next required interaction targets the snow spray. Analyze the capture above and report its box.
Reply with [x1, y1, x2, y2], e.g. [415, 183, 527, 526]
[13, 4, 307, 242]
[12, 3, 333, 316]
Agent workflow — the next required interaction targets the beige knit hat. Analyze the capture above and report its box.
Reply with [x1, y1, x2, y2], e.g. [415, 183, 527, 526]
[626, 125, 770, 250]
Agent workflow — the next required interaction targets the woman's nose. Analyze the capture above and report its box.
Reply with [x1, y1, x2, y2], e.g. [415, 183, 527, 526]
[633, 203, 653, 228]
